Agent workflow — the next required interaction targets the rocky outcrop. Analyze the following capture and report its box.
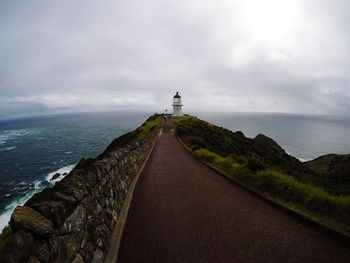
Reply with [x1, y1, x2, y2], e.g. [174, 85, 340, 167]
[0, 121, 160, 263]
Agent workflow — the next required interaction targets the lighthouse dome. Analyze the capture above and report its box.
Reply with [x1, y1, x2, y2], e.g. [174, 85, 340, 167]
[174, 92, 181, 98]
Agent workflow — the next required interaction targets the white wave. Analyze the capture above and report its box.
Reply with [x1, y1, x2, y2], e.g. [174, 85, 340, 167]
[0, 146, 16, 151]
[0, 129, 35, 145]
[33, 181, 42, 189]
[45, 164, 75, 184]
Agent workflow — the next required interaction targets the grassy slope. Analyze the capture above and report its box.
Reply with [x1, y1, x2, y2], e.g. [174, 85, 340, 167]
[305, 154, 350, 195]
[173, 116, 350, 234]
[101, 114, 162, 156]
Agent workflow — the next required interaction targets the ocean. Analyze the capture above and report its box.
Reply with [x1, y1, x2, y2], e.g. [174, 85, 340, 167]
[1, 111, 350, 232]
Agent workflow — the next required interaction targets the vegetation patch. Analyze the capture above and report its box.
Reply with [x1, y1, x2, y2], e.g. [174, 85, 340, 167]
[305, 154, 350, 195]
[133, 115, 163, 142]
[102, 114, 162, 156]
[174, 116, 350, 234]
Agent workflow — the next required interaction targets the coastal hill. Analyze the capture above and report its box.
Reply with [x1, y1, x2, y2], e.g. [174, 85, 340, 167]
[174, 117, 350, 229]
[175, 116, 350, 197]
[1, 115, 349, 262]
[174, 117, 350, 232]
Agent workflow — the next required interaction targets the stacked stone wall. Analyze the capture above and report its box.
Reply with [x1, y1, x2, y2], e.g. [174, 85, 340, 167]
[0, 127, 159, 263]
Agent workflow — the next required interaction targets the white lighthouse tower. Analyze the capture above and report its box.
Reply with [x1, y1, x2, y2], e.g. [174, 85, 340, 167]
[172, 92, 183, 117]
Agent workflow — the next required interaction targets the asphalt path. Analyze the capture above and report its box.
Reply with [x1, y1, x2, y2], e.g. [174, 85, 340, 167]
[117, 119, 350, 262]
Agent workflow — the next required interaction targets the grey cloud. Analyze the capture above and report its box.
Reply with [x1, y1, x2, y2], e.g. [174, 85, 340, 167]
[0, 0, 350, 119]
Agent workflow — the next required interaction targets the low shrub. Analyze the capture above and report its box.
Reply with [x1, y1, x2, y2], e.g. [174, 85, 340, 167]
[194, 148, 218, 164]
[175, 126, 186, 136]
[229, 154, 246, 165]
[215, 159, 233, 173]
[246, 157, 266, 171]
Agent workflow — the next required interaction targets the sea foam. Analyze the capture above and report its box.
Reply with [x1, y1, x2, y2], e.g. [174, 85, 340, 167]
[45, 164, 76, 184]
[0, 129, 35, 145]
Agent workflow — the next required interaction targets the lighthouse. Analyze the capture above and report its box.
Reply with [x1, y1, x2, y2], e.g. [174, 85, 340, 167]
[172, 92, 183, 117]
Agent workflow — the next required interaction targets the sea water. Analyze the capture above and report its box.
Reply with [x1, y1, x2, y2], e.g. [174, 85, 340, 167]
[1, 111, 350, 232]
[0, 111, 151, 232]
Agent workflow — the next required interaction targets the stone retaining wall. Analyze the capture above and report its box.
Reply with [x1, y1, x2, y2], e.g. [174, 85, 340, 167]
[0, 127, 159, 263]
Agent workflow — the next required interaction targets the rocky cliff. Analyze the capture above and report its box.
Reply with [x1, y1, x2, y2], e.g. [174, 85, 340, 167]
[0, 115, 162, 263]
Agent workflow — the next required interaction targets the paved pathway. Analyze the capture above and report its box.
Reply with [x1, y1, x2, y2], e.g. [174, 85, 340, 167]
[117, 119, 350, 262]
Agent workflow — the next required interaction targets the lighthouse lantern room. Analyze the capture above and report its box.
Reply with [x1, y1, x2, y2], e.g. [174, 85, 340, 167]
[172, 92, 183, 117]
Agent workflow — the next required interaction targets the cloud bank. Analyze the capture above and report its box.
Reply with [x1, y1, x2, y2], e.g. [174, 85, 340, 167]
[1, 0, 350, 119]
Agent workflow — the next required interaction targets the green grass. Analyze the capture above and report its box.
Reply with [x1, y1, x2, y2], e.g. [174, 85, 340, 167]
[133, 115, 163, 142]
[175, 117, 350, 234]
[0, 225, 11, 252]
[102, 115, 163, 156]
[172, 116, 198, 125]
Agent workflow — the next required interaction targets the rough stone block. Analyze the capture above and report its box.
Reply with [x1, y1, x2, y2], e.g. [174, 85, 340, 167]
[32, 239, 51, 263]
[71, 253, 84, 263]
[91, 248, 104, 263]
[1, 230, 33, 262]
[58, 233, 81, 260]
[31, 200, 66, 226]
[27, 257, 41, 263]
[61, 205, 87, 234]
[11, 206, 54, 236]
[82, 170, 97, 188]
[62, 185, 86, 202]
[80, 241, 95, 261]
[52, 191, 76, 208]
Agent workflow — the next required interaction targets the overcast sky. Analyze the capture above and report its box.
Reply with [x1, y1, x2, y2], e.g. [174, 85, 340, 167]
[1, 0, 349, 119]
